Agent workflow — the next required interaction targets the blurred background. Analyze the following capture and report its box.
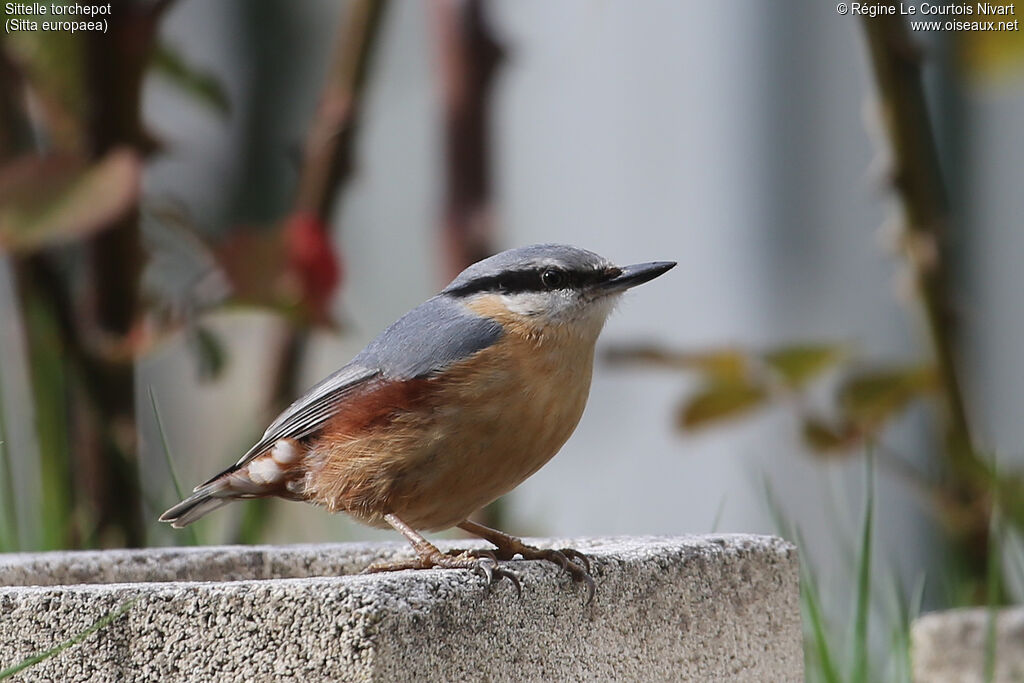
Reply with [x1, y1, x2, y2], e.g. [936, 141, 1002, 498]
[2, 1, 1023, 679]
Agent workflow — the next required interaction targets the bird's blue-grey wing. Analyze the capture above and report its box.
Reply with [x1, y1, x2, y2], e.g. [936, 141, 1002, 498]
[217, 295, 502, 480]
[353, 295, 503, 379]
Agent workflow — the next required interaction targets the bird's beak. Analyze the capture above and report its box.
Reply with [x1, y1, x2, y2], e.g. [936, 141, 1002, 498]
[599, 261, 676, 292]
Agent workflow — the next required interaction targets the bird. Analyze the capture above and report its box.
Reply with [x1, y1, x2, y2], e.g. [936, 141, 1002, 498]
[161, 244, 675, 598]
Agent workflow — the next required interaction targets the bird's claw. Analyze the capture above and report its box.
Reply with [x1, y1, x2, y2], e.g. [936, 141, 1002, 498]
[560, 548, 592, 574]
[471, 556, 522, 597]
[364, 542, 590, 602]
[535, 549, 595, 604]
[370, 549, 520, 597]
[482, 542, 595, 603]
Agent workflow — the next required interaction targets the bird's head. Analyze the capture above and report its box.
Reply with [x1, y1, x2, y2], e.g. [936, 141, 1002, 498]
[442, 244, 675, 340]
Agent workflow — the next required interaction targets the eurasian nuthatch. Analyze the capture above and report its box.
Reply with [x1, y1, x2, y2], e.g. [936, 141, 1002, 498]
[162, 244, 675, 597]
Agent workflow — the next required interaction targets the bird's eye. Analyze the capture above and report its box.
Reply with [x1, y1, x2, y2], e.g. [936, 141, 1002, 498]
[540, 268, 566, 290]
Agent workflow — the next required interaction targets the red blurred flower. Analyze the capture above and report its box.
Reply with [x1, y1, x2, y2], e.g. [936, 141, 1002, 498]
[285, 212, 342, 321]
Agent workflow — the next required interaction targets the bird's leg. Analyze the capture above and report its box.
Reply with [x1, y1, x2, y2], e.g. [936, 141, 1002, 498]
[362, 513, 520, 594]
[456, 519, 595, 602]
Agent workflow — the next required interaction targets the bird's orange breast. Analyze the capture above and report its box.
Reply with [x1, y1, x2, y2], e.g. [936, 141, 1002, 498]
[303, 307, 596, 531]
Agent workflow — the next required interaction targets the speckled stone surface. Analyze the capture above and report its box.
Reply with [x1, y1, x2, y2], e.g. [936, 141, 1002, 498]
[912, 606, 1024, 683]
[0, 535, 801, 682]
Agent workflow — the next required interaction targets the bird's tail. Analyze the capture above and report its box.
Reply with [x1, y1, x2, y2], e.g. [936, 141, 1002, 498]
[160, 442, 304, 528]
[159, 479, 237, 528]
[159, 464, 266, 528]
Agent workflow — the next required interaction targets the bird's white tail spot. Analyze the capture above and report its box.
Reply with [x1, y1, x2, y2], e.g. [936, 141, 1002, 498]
[247, 457, 283, 485]
[271, 439, 301, 464]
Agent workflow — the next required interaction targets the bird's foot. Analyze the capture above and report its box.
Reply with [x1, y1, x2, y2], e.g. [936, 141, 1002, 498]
[508, 543, 595, 603]
[455, 535, 595, 603]
[363, 549, 521, 596]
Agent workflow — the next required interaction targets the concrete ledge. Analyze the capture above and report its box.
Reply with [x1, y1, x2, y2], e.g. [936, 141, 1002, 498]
[0, 535, 801, 682]
[912, 606, 1024, 683]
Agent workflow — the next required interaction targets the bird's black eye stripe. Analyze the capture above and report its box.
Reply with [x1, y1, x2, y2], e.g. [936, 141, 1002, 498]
[446, 266, 621, 297]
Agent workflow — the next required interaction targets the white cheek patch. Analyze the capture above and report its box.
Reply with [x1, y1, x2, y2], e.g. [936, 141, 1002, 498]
[499, 291, 579, 317]
[499, 292, 547, 316]
[495, 289, 618, 339]
[271, 439, 301, 464]
[247, 457, 283, 485]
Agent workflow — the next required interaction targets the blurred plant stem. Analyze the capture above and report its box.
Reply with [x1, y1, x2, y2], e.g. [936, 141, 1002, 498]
[269, 0, 390, 414]
[861, 14, 993, 591]
[0, 344, 18, 550]
[0, 42, 32, 158]
[860, 15, 969, 452]
[430, 0, 502, 280]
[2, 3, 174, 548]
[232, 0, 390, 544]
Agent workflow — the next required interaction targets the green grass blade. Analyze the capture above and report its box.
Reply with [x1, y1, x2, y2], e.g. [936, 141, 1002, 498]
[235, 498, 270, 545]
[761, 474, 795, 541]
[1005, 528, 1024, 602]
[0, 365, 18, 550]
[24, 296, 73, 550]
[850, 454, 874, 683]
[762, 473, 844, 683]
[985, 500, 1002, 683]
[882, 566, 909, 682]
[710, 494, 727, 533]
[905, 574, 925, 681]
[149, 387, 200, 546]
[0, 599, 137, 679]
[795, 528, 842, 683]
[886, 572, 925, 683]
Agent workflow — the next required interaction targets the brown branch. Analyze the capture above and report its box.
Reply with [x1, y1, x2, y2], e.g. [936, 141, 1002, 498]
[430, 0, 503, 279]
[232, 1, 390, 545]
[269, 0, 390, 407]
[860, 15, 974, 461]
[294, 0, 388, 219]
[0, 41, 34, 159]
[860, 12, 1002, 597]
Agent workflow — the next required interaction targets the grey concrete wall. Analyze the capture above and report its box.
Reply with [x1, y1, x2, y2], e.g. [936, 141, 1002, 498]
[913, 607, 1024, 683]
[0, 535, 801, 682]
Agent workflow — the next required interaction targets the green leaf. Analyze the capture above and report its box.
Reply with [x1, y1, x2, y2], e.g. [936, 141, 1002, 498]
[606, 345, 750, 383]
[192, 326, 227, 381]
[152, 43, 231, 117]
[678, 349, 749, 382]
[606, 346, 748, 376]
[0, 149, 141, 252]
[762, 343, 847, 389]
[958, 28, 1024, 81]
[801, 418, 861, 455]
[679, 380, 767, 430]
[838, 365, 938, 429]
[4, 24, 89, 131]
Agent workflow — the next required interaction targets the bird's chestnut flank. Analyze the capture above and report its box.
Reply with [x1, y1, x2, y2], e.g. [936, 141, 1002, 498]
[162, 244, 675, 600]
